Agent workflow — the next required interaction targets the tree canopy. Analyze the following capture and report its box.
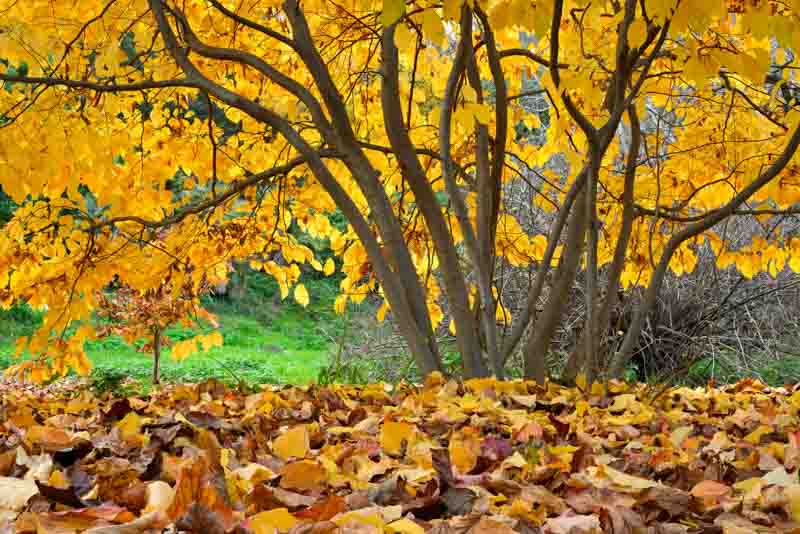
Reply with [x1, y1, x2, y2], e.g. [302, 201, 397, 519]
[2, 0, 800, 382]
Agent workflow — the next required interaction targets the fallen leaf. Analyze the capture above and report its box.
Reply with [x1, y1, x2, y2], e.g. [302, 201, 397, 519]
[143, 481, 175, 514]
[250, 508, 298, 533]
[0, 477, 38, 518]
[295, 495, 347, 522]
[467, 516, 517, 533]
[175, 503, 227, 534]
[273, 426, 310, 461]
[381, 421, 416, 456]
[543, 513, 602, 534]
[670, 426, 693, 448]
[762, 467, 797, 487]
[82, 512, 168, 534]
[280, 460, 327, 492]
[690, 480, 732, 503]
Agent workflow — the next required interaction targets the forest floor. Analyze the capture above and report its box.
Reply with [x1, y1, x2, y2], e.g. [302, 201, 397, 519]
[0, 376, 799, 533]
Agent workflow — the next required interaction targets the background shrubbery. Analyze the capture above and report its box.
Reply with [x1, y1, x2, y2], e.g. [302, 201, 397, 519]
[2, 191, 800, 388]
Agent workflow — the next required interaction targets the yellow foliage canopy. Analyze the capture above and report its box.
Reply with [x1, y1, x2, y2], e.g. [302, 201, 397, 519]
[1, 0, 800, 378]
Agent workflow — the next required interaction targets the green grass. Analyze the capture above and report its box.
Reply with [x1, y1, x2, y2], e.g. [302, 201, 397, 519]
[82, 309, 329, 387]
[0, 271, 351, 388]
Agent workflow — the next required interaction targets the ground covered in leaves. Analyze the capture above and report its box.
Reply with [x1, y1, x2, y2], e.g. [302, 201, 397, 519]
[1, 375, 800, 533]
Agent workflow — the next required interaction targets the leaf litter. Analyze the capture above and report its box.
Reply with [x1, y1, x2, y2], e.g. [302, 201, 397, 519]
[0, 374, 800, 533]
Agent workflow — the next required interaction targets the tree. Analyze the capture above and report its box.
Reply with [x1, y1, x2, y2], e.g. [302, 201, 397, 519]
[2, 0, 800, 382]
[95, 280, 221, 384]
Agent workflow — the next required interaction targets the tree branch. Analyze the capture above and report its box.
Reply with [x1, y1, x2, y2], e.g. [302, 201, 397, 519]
[0, 75, 196, 92]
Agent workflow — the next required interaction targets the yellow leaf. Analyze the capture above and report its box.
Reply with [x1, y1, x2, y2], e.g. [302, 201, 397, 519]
[421, 9, 444, 46]
[733, 477, 762, 494]
[334, 294, 348, 314]
[324, 258, 335, 276]
[116, 412, 142, 441]
[381, 421, 416, 456]
[453, 106, 475, 130]
[381, 0, 405, 27]
[294, 283, 310, 307]
[786, 485, 800, 521]
[523, 114, 541, 130]
[250, 508, 298, 534]
[575, 373, 587, 392]
[466, 102, 492, 125]
[602, 465, 659, 490]
[744, 425, 772, 445]
[388, 518, 425, 534]
[449, 431, 480, 474]
[627, 19, 647, 45]
[47, 469, 69, 490]
[670, 426, 693, 449]
[395, 23, 414, 49]
[443, 0, 463, 20]
[198, 332, 223, 352]
[333, 511, 386, 530]
[273, 425, 310, 461]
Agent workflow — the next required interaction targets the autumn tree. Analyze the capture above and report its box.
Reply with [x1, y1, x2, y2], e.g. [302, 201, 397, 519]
[95, 280, 221, 384]
[2, 0, 800, 382]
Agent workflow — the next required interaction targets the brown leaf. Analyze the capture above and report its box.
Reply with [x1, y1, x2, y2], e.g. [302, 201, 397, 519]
[599, 506, 646, 534]
[690, 480, 731, 501]
[175, 503, 227, 534]
[0, 451, 16, 476]
[441, 488, 477, 517]
[34, 480, 85, 509]
[638, 485, 691, 518]
[431, 449, 456, 489]
[467, 516, 517, 533]
[82, 512, 168, 534]
[543, 513, 602, 534]
[248, 485, 316, 513]
[33, 504, 137, 533]
[517, 485, 566, 515]
[166, 451, 240, 531]
[287, 521, 339, 534]
[279, 460, 326, 492]
[295, 495, 347, 522]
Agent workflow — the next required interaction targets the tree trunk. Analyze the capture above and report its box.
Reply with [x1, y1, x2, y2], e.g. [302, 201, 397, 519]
[523, 191, 588, 383]
[152, 328, 161, 385]
[562, 106, 641, 384]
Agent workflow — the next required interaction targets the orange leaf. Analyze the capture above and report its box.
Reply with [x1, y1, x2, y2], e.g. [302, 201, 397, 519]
[279, 460, 327, 492]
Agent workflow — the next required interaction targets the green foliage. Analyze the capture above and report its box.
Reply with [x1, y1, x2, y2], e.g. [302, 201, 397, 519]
[0, 185, 14, 226]
[0, 304, 42, 348]
[317, 360, 368, 385]
[684, 354, 800, 387]
[0, 275, 335, 386]
[89, 365, 142, 397]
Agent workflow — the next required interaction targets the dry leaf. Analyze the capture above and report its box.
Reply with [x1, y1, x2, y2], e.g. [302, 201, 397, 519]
[280, 461, 327, 492]
[273, 426, 310, 461]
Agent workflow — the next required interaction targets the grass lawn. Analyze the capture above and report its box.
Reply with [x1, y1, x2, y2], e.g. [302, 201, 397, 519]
[84, 306, 331, 386]
[0, 285, 342, 388]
